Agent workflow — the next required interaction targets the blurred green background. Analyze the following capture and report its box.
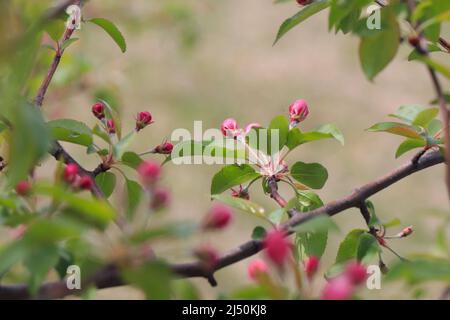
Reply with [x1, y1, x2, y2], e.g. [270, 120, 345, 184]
[4, 0, 450, 299]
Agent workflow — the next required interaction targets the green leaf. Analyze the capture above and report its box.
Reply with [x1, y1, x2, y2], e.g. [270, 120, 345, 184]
[412, 108, 439, 127]
[113, 131, 136, 160]
[290, 161, 328, 189]
[286, 124, 344, 150]
[291, 214, 338, 234]
[88, 18, 127, 53]
[24, 245, 59, 295]
[211, 164, 260, 195]
[316, 124, 345, 145]
[95, 172, 116, 198]
[92, 124, 110, 144]
[356, 233, 380, 262]
[389, 105, 425, 123]
[395, 139, 426, 158]
[274, 0, 330, 44]
[211, 194, 266, 218]
[293, 214, 337, 259]
[359, 8, 400, 80]
[408, 44, 442, 61]
[48, 119, 93, 147]
[268, 115, 289, 152]
[122, 261, 173, 299]
[297, 229, 328, 258]
[251, 226, 267, 240]
[129, 223, 197, 243]
[0, 241, 28, 275]
[125, 179, 142, 218]
[35, 184, 116, 229]
[386, 258, 450, 284]
[173, 280, 200, 300]
[9, 104, 50, 184]
[61, 38, 79, 51]
[367, 122, 422, 139]
[366, 200, 381, 227]
[416, 56, 450, 80]
[335, 229, 365, 264]
[294, 191, 324, 211]
[121, 151, 143, 169]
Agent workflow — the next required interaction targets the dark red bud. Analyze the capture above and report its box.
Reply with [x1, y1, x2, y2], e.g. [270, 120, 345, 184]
[92, 102, 106, 120]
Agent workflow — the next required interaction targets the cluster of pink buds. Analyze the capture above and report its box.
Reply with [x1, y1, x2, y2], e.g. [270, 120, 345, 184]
[63, 163, 94, 191]
[135, 111, 153, 132]
[137, 160, 170, 210]
[91, 102, 154, 135]
[288, 99, 310, 128]
[202, 204, 234, 230]
[153, 141, 174, 155]
[322, 261, 367, 300]
[263, 229, 292, 266]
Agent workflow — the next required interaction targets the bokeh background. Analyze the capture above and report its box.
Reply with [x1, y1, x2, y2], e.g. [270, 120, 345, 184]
[11, 0, 450, 299]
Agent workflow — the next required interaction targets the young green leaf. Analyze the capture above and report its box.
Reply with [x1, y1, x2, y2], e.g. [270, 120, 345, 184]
[412, 108, 439, 127]
[211, 164, 260, 195]
[395, 139, 426, 158]
[121, 151, 143, 169]
[95, 172, 116, 198]
[88, 18, 127, 53]
[274, 0, 330, 44]
[335, 229, 365, 264]
[113, 131, 136, 160]
[367, 122, 423, 139]
[125, 179, 142, 218]
[48, 119, 93, 146]
[290, 161, 328, 189]
[268, 115, 289, 152]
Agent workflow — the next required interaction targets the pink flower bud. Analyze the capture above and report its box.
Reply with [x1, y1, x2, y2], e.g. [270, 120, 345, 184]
[78, 176, 93, 190]
[137, 160, 161, 186]
[221, 118, 239, 137]
[305, 256, 320, 279]
[154, 142, 174, 154]
[194, 245, 219, 270]
[399, 226, 413, 238]
[64, 163, 78, 183]
[263, 229, 291, 266]
[296, 0, 312, 5]
[247, 259, 268, 281]
[136, 111, 153, 131]
[203, 204, 233, 230]
[150, 187, 170, 210]
[345, 261, 367, 285]
[288, 99, 309, 126]
[107, 119, 116, 134]
[15, 181, 31, 196]
[322, 275, 354, 300]
[92, 102, 106, 120]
